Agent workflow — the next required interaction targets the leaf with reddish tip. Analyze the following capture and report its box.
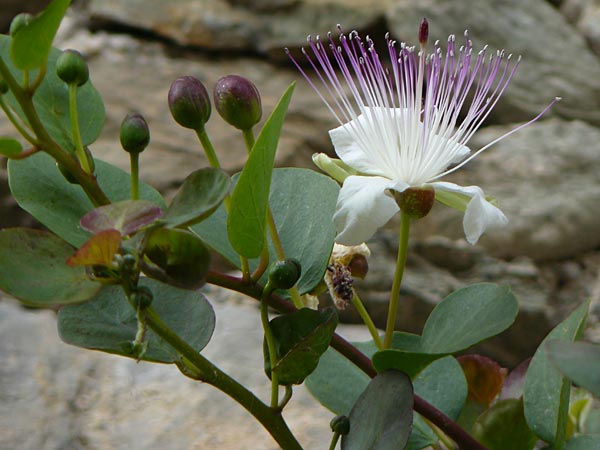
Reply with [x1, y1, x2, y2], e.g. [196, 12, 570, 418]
[500, 358, 531, 400]
[458, 354, 507, 406]
[80, 200, 163, 236]
[67, 229, 121, 267]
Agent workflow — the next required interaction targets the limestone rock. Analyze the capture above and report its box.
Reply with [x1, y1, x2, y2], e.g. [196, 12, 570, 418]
[561, 0, 600, 55]
[413, 119, 600, 261]
[386, 0, 600, 126]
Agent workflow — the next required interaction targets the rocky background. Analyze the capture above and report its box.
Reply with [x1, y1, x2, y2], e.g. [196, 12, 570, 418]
[1, 0, 600, 449]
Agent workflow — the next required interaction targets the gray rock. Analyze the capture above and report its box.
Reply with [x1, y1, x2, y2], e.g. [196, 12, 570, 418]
[561, 0, 600, 55]
[0, 289, 370, 450]
[414, 119, 600, 261]
[87, 0, 389, 56]
[0, 0, 52, 32]
[386, 0, 600, 126]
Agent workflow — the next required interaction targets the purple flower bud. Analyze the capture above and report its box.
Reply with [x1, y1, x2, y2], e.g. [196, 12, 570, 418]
[120, 112, 150, 154]
[213, 75, 262, 130]
[56, 50, 89, 87]
[168, 76, 211, 129]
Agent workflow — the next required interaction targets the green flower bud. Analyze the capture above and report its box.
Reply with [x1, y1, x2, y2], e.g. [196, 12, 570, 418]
[390, 186, 435, 219]
[120, 112, 150, 154]
[213, 75, 262, 130]
[131, 286, 153, 309]
[330, 415, 350, 435]
[56, 49, 89, 87]
[168, 76, 211, 129]
[0, 79, 8, 95]
[268, 258, 302, 290]
[9, 13, 33, 36]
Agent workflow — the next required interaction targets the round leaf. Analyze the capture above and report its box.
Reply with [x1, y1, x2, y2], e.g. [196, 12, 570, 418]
[566, 435, 600, 450]
[80, 200, 163, 235]
[58, 278, 215, 363]
[0, 228, 101, 306]
[546, 340, 600, 398]
[342, 370, 413, 450]
[0, 137, 23, 156]
[163, 167, 230, 228]
[458, 354, 508, 406]
[421, 283, 518, 354]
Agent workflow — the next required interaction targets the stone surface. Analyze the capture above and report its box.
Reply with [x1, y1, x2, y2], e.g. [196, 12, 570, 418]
[561, 0, 600, 55]
[0, 0, 52, 32]
[0, 290, 370, 450]
[412, 119, 600, 261]
[386, 0, 600, 126]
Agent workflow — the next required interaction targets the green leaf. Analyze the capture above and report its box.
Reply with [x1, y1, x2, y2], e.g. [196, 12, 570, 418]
[546, 341, 600, 398]
[0, 34, 105, 151]
[142, 228, 211, 290]
[566, 435, 600, 450]
[421, 283, 518, 354]
[9, 152, 165, 247]
[193, 168, 338, 295]
[163, 167, 230, 228]
[0, 228, 101, 306]
[10, 0, 70, 70]
[66, 228, 121, 266]
[473, 399, 537, 450]
[58, 278, 215, 363]
[523, 301, 589, 445]
[80, 200, 163, 235]
[0, 137, 23, 156]
[227, 82, 295, 258]
[372, 332, 445, 378]
[341, 370, 413, 450]
[264, 307, 338, 385]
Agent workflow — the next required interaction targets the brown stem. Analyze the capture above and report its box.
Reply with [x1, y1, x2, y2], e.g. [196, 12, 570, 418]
[206, 271, 489, 450]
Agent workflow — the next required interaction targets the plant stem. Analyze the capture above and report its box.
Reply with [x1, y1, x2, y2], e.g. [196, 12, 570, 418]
[143, 305, 302, 450]
[0, 97, 37, 144]
[195, 126, 221, 168]
[261, 282, 280, 408]
[328, 432, 341, 450]
[130, 152, 139, 200]
[28, 63, 47, 93]
[0, 55, 110, 206]
[351, 292, 382, 349]
[383, 211, 411, 349]
[69, 83, 91, 174]
[206, 270, 489, 450]
[242, 128, 255, 151]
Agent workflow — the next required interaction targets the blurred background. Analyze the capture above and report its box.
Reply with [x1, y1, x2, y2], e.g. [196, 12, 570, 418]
[0, 0, 599, 448]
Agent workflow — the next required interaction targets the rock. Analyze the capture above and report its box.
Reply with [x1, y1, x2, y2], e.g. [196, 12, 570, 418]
[561, 0, 600, 56]
[386, 0, 600, 126]
[413, 119, 600, 261]
[86, 0, 389, 56]
[0, 289, 370, 450]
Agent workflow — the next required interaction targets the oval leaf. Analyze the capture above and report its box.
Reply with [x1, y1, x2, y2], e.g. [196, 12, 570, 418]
[194, 167, 339, 295]
[57, 278, 215, 363]
[0, 137, 23, 156]
[66, 228, 121, 267]
[421, 283, 518, 354]
[546, 340, 600, 398]
[0, 228, 101, 306]
[10, 0, 70, 70]
[264, 307, 338, 385]
[342, 370, 413, 450]
[473, 399, 537, 450]
[163, 167, 230, 228]
[523, 300, 589, 444]
[227, 82, 295, 258]
[566, 435, 600, 450]
[458, 354, 508, 407]
[373, 332, 444, 378]
[9, 152, 165, 247]
[80, 200, 163, 235]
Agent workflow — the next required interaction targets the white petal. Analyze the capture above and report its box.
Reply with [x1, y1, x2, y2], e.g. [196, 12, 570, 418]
[334, 175, 400, 245]
[431, 181, 508, 244]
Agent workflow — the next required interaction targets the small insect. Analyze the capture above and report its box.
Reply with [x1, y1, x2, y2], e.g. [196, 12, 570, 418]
[326, 262, 354, 310]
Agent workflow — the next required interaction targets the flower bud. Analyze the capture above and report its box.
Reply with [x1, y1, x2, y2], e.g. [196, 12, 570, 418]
[213, 75, 262, 130]
[131, 286, 153, 310]
[330, 415, 350, 435]
[268, 258, 302, 290]
[9, 13, 32, 36]
[120, 112, 150, 154]
[168, 76, 211, 129]
[390, 186, 435, 219]
[56, 49, 89, 87]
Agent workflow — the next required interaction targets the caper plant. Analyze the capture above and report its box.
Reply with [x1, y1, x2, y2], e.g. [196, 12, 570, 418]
[0, 2, 598, 450]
